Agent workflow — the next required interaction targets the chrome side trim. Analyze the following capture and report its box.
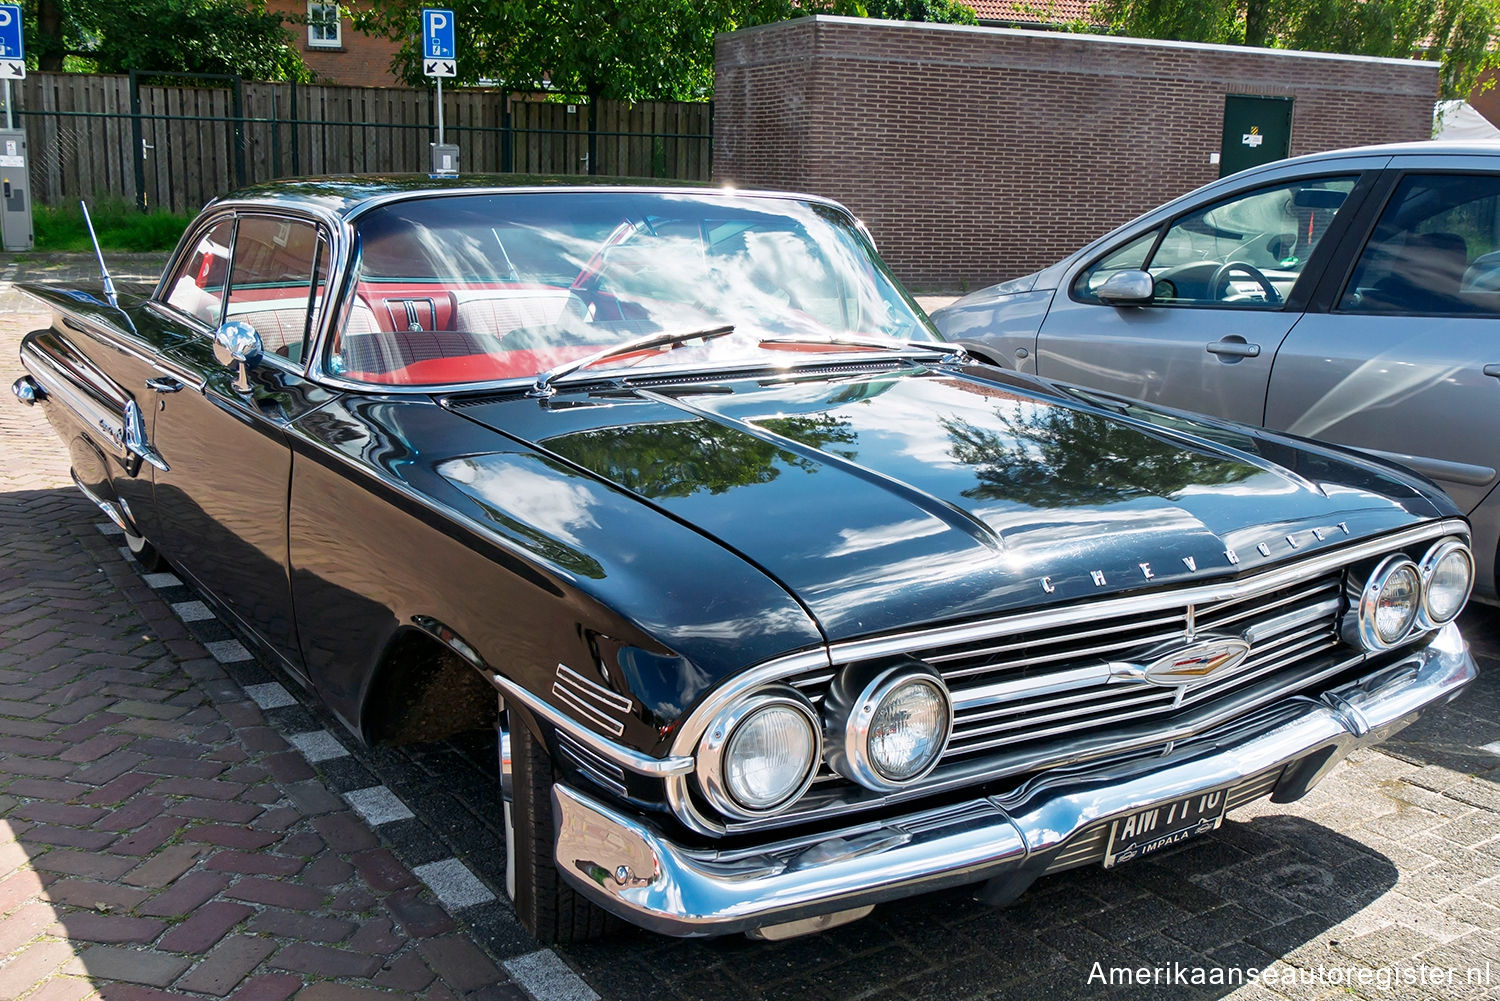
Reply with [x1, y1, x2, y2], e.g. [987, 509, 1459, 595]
[122, 399, 168, 472]
[491, 672, 692, 778]
[11, 375, 43, 404]
[553, 625, 1474, 936]
[552, 663, 631, 737]
[69, 469, 130, 533]
[24, 350, 127, 458]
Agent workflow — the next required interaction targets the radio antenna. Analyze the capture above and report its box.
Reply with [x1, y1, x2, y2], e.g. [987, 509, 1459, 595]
[80, 201, 119, 310]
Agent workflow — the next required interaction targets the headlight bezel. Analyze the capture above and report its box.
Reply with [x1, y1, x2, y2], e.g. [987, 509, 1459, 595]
[1354, 553, 1423, 650]
[1418, 538, 1474, 628]
[824, 661, 953, 793]
[695, 686, 821, 820]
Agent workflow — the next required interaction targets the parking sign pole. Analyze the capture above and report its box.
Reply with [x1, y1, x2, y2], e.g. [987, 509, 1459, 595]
[436, 77, 443, 148]
[3, 80, 10, 130]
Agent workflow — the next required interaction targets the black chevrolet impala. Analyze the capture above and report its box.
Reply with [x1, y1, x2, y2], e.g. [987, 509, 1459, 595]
[11, 178, 1479, 943]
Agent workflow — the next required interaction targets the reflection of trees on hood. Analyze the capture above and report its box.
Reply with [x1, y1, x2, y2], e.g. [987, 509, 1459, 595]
[547, 414, 856, 498]
[942, 407, 1256, 506]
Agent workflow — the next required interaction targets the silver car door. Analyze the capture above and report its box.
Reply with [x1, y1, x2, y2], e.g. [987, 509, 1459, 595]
[1036, 174, 1364, 426]
[1265, 163, 1500, 515]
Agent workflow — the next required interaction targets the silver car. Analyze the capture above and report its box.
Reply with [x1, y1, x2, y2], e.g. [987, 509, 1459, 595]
[933, 141, 1500, 603]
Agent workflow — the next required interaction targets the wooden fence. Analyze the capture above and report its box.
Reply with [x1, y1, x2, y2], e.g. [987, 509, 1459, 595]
[15, 72, 713, 214]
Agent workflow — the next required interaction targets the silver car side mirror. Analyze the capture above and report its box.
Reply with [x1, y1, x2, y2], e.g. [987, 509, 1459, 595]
[1095, 269, 1156, 305]
[213, 321, 263, 392]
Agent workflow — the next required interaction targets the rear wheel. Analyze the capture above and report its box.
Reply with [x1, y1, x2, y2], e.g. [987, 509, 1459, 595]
[505, 715, 617, 943]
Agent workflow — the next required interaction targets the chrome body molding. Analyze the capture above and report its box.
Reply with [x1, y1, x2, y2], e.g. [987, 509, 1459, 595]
[11, 375, 43, 404]
[552, 663, 630, 738]
[22, 347, 127, 460]
[552, 623, 1476, 937]
[490, 672, 693, 778]
[69, 469, 131, 534]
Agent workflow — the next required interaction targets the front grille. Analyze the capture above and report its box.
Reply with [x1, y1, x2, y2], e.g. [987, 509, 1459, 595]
[784, 570, 1345, 804]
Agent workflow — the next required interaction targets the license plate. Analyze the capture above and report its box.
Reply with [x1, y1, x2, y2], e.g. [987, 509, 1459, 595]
[1102, 789, 1228, 868]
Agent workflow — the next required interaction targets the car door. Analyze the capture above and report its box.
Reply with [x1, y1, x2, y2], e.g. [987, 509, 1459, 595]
[1266, 159, 1500, 516]
[148, 212, 335, 678]
[1034, 172, 1370, 425]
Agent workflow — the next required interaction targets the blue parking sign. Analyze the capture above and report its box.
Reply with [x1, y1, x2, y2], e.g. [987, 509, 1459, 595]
[0, 5, 24, 62]
[422, 8, 454, 60]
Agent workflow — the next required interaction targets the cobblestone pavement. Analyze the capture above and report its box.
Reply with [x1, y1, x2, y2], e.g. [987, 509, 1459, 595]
[3, 256, 1499, 1001]
[0, 260, 543, 1001]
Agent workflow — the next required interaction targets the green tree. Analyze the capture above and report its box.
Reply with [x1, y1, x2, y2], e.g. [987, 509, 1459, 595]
[354, 0, 977, 100]
[25, 0, 308, 80]
[1088, 0, 1500, 98]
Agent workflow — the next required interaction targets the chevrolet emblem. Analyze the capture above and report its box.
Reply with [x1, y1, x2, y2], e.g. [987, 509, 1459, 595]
[1111, 636, 1253, 687]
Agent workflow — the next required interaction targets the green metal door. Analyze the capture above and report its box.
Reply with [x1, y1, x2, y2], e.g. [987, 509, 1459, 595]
[1220, 95, 1293, 178]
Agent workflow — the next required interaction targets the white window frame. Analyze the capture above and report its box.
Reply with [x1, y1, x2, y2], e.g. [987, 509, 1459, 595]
[307, 1, 342, 49]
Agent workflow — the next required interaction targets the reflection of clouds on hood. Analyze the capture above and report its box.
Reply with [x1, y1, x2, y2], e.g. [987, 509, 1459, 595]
[440, 455, 599, 546]
[825, 517, 948, 558]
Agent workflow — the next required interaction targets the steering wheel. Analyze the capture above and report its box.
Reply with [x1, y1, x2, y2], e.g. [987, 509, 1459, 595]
[1210, 261, 1281, 305]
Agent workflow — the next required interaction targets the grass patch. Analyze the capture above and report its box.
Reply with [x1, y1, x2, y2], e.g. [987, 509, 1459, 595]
[33, 199, 192, 253]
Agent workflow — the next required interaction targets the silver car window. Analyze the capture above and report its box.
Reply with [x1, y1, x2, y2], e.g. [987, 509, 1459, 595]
[1339, 173, 1500, 316]
[1145, 177, 1356, 308]
[1074, 176, 1356, 310]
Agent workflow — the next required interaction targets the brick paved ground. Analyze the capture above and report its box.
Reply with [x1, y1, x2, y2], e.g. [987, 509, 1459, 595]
[0, 259, 535, 1001]
[3, 254, 1499, 1001]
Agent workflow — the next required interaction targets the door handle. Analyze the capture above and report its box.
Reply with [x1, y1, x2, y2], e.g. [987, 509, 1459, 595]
[1483, 364, 1500, 380]
[146, 376, 184, 393]
[1206, 338, 1261, 359]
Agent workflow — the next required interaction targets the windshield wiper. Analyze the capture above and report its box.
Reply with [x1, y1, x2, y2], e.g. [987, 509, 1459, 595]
[758, 334, 970, 361]
[528, 324, 736, 398]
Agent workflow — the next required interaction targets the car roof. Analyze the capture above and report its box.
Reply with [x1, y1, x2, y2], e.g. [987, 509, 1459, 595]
[1234, 140, 1500, 177]
[208, 174, 835, 221]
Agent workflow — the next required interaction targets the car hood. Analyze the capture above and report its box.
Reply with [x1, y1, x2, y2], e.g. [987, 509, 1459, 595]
[449, 363, 1447, 642]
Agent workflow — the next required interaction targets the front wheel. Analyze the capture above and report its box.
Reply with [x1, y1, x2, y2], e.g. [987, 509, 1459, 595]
[505, 715, 617, 943]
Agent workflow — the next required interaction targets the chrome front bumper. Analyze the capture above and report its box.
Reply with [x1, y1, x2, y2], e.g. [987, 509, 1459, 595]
[552, 624, 1476, 937]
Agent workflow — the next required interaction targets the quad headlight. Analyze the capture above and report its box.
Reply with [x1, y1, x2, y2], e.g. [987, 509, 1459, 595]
[696, 687, 820, 819]
[824, 660, 953, 792]
[1351, 538, 1473, 651]
[1420, 538, 1473, 627]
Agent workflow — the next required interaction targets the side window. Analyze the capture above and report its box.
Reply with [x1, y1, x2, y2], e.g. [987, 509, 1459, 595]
[163, 219, 234, 326]
[1076, 176, 1357, 309]
[225, 216, 323, 362]
[1339, 173, 1500, 316]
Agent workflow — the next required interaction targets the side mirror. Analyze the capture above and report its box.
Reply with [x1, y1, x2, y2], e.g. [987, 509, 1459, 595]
[213, 321, 263, 392]
[1095, 270, 1156, 306]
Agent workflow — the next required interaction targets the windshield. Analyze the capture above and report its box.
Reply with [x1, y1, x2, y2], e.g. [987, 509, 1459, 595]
[325, 190, 937, 387]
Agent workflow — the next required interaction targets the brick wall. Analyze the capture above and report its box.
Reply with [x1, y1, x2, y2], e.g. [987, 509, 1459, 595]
[268, 0, 405, 88]
[714, 17, 1439, 291]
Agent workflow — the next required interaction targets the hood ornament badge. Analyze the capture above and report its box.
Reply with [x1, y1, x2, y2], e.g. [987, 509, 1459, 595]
[1110, 635, 1252, 688]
